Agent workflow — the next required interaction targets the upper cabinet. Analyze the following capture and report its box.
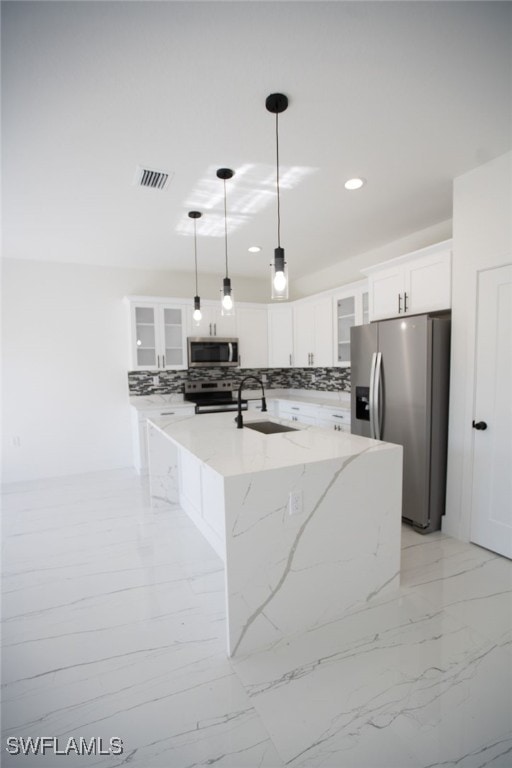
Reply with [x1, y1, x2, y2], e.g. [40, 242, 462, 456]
[332, 280, 369, 367]
[236, 305, 268, 368]
[293, 295, 333, 368]
[363, 240, 452, 321]
[189, 302, 237, 338]
[127, 298, 189, 370]
[267, 305, 294, 368]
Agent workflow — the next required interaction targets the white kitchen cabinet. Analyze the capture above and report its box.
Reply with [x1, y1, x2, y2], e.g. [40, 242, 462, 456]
[236, 306, 268, 368]
[131, 404, 195, 474]
[189, 302, 237, 338]
[179, 448, 225, 559]
[316, 406, 351, 433]
[278, 399, 351, 431]
[364, 240, 452, 321]
[128, 298, 189, 370]
[332, 280, 369, 367]
[267, 305, 294, 368]
[293, 295, 333, 368]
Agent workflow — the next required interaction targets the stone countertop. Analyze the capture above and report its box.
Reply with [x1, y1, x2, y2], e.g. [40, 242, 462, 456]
[129, 395, 194, 412]
[147, 410, 392, 478]
[131, 390, 351, 413]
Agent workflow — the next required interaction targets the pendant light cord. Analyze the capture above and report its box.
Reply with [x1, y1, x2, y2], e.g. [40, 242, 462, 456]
[223, 179, 229, 278]
[193, 219, 199, 296]
[275, 112, 281, 249]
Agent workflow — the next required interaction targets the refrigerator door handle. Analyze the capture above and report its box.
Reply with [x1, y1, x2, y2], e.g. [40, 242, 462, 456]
[374, 352, 383, 440]
[369, 353, 377, 439]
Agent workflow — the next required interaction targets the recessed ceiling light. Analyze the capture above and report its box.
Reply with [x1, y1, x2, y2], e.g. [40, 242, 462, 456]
[248, 245, 262, 253]
[344, 177, 366, 191]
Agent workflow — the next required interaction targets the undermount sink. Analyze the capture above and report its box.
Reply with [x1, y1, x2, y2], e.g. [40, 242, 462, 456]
[244, 420, 299, 435]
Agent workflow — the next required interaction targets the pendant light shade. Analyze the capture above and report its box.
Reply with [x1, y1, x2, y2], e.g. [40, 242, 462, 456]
[189, 211, 203, 326]
[217, 168, 235, 316]
[266, 92, 289, 300]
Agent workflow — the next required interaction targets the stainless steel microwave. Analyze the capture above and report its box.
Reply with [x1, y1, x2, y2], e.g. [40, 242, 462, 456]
[187, 337, 239, 368]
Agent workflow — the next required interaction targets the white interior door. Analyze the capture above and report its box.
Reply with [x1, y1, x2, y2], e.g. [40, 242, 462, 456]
[470, 263, 512, 558]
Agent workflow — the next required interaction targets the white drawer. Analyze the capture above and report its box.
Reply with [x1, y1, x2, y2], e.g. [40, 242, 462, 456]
[321, 408, 350, 425]
[278, 401, 321, 419]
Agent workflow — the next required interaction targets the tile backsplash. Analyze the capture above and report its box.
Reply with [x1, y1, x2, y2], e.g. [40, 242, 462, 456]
[128, 367, 350, 396]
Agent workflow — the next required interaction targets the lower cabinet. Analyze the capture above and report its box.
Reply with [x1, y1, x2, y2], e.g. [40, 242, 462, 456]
[131, 405, 195, 474]
[277, 399, 351, 431]
[179, 449, 225, 560]
[316, 407, 351, 433]
[278, 401, 319, 424]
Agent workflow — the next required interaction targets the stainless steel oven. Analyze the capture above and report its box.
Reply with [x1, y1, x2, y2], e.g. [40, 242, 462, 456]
[184, 379, 247, 414]
[187, 338, 239, 368]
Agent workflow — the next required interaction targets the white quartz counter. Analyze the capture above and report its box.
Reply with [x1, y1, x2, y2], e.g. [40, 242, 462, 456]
[130, 389, 351, 413]
[129, 395, 193, 411]
[149, 411, 373, 478]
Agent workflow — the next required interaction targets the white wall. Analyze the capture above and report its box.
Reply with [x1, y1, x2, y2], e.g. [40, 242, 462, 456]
[444, 151, 512, 540]
[1, 259, 267, 483]
[291, 220, 452, 298]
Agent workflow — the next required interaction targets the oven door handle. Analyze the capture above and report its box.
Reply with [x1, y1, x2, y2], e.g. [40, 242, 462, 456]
[228, 342, 233, 363]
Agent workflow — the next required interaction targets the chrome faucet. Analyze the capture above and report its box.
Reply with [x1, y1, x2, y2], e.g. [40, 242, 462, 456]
[236, 376, 267, 428]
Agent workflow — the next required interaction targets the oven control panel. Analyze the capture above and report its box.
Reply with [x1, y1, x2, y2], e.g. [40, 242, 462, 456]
[184, 380, 235, 394]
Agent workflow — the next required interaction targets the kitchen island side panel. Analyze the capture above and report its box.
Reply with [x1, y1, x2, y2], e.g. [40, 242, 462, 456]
[147, 422, 180, 508]
[224, 444, 403, 657]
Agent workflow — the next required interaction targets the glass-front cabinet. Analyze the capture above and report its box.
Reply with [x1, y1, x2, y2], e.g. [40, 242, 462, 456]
[333, 281, 369, 367]
[128, 299, 188, 370]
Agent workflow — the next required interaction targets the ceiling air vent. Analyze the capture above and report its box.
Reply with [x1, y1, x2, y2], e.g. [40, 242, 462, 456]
[134, 165, 172, 191]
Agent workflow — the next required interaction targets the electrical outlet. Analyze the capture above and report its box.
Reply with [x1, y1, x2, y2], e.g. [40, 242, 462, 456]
[311, 374, 316, 383]
[152, 375, 160, 385]
[288, 490, 303, 516]
[262, 373, 267, 383]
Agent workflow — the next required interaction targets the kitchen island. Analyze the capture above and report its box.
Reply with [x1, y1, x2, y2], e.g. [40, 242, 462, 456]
[147, 411, 402, 657]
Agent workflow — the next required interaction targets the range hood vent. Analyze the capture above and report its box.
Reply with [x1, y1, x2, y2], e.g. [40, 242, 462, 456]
[134, 165, 171, 190]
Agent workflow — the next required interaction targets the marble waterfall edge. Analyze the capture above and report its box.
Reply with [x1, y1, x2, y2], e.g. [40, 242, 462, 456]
[225, 447, 402, 656]
[147, 413, 402, 657]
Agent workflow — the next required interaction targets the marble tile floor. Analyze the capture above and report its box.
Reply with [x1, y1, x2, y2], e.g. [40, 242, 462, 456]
[1, 468, 511, 768]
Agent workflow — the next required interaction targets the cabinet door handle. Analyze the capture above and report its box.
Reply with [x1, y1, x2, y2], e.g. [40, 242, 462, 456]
[157, 355, 160, 368]
[209, 323, 212, 336]
[404, 292, 408, 313]
[161, 411, 175, 416]
[333, 414, 344, 419]
[398, 294, 402, 314]
[214, 323, 217, 336]
[289, 353, 292, 366]
[162, 355, 165, 368]
[311, 353, 314, 366]
[291, 406, 300, 411]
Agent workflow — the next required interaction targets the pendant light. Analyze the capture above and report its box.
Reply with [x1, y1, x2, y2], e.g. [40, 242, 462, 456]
[217, 167, 235, 316]
[189, 210, 202, 326]
[266, 92, 289, 300]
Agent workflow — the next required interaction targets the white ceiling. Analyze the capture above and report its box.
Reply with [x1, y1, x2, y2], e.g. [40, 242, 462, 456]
[2, 1, 511, 283]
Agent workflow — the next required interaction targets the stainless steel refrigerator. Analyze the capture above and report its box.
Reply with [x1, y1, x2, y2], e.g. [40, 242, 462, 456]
[350, 314, 451, 533]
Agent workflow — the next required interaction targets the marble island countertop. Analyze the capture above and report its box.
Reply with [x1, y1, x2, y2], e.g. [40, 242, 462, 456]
[148, 410, 387, 478]
[147, 409, 403, 656]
